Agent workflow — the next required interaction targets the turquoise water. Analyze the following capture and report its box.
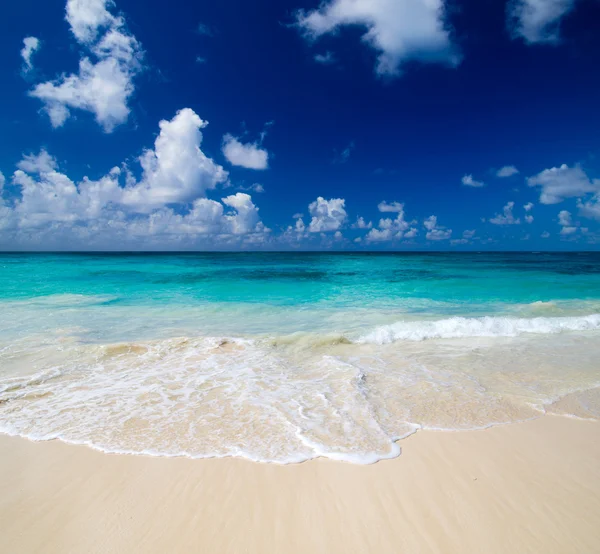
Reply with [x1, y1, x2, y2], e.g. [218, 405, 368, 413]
[1, 252, 600, 463]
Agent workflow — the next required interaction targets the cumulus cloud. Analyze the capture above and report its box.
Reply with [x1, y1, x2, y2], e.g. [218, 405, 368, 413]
[527, 164, 600, 204]
[377, 201, 404, 212]
[294, 0, 459, 78]
[66, 0, 118, 43]
[451, 229, 477, 245]
[462, 174, 485, 187]
[496, 165, 519, 178]
[21, 37, 40, 73]
[29, 0, 144, 132]
[507, 0, 576, 44]
[524, 202, 534, 211]
[307, 197, 347, 232]
[578, 196, 600, 221]
[352, 216, 372, 229]
[121, 108, 229, 211]
[558, 209, 571, 226]
[525, 215, 534, 224]
[489, 201, 520, 225]
[365, 202, 416, 242]
[17, 148, 58, 174]
[222, 134, 269, 170]
[424, 214, 452, 240]
[0, 108, 269, 249]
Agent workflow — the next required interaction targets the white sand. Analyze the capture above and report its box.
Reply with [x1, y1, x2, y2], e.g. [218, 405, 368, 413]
[1, 415, 600, 553]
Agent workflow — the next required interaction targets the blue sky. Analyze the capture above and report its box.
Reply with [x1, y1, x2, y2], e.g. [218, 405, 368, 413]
[1, 0, 600, 250]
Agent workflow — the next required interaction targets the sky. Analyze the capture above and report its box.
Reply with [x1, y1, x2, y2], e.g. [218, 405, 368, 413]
[1, 0, 600, 251]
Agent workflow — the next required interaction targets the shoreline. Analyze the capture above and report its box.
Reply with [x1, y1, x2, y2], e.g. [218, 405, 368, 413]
[2, 415, 600, 553]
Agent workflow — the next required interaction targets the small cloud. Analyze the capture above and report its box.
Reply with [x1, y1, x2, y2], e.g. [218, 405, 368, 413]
[333, 141, 355, 164]
[196, 23, 215, 37]
[558, 210, 572, 226]
[541, 231, 550, 238]
[507, 0, 575, 45]
[424, 215, 452, 241]
[352, 217, 372, 229]
[314, 51, 335, 65]
[524, 202, 533, 211]
[489, 201, 520, 225]
[222, 134, 269, 170]
[378, 201, 404, 213]
[496, 165, 519, 178]
[462, 174, 485, 187]
[196, 56, 207, 64]
[21, 36, 40, 74]
[251, 183, 264, 193]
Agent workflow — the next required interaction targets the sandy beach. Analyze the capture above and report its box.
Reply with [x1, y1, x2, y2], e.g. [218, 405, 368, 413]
[1, 415, 599, 554]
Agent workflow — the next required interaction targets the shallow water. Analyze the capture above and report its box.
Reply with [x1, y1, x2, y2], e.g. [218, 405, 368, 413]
[1, 252, 599, 463]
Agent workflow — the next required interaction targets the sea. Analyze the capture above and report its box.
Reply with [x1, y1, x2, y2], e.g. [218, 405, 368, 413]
[1, 252, 599, 464]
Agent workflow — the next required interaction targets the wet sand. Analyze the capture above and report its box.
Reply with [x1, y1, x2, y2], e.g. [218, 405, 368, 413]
[1, 415, 599, 553]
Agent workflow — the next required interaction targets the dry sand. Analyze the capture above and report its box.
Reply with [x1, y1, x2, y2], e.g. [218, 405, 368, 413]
[1, 415, 599, 553]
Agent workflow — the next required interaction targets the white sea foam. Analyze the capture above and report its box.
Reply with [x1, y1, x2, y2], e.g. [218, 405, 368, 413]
[1, 319, 600, 464]
[358, 314, 600, 344]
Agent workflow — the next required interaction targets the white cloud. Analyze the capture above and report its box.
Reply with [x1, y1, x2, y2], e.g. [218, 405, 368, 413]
[525, 215, 534, 223]
[490, 201, 520, 225]
[541, 231, 550, 238]
[222, 134, 269, 170]
[314, 51, 335, 65]
[17, 148, 58, 174]
[451, 229, 476, 245]
[557, 209, 583, 236]
[577, 195, 600, 221]
[365, 201, 416, 242]
[29, 0, 144, 132]
[558, 209, 572, 226]
[307, 197, 347, 232]
[496, 165, 519, 178]
[66, 0, 117, 43]
[524, 202, 534, 211]
[121, 108, 229, 212]
[0, 171, 5, 191]
[0, 108, 269, 249]
[294, 0, 459, 78]
[507, 0, 576, 44]
[21, 37, 40, 73]
[424, 214, 452, 240]
[560, 226, 577, 235]
[377, 201, 404, 212]
[461, 174, 485, 187]
[527, 164, 600, 204]
[352, 216, 372, 229]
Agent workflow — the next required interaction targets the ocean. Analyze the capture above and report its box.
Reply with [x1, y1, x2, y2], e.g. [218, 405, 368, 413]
[1, 252, 599, 463]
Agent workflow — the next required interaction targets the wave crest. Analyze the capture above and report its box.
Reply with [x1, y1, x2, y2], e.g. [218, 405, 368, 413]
[358, 314, 600, 344]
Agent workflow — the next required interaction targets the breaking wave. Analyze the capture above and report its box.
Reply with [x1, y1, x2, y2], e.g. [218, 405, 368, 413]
[358, 314, 600, 344]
